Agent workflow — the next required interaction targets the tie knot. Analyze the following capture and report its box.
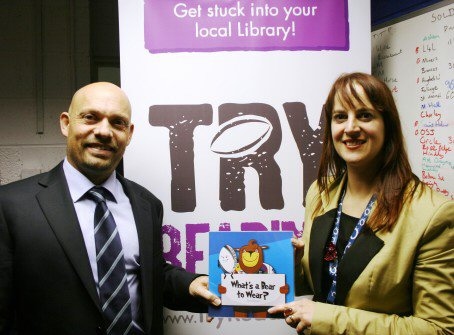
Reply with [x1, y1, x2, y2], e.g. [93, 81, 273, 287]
[87, 186, 115, 204]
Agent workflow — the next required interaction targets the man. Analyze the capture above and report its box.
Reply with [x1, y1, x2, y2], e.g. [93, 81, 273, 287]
[0, 82, 220, 334]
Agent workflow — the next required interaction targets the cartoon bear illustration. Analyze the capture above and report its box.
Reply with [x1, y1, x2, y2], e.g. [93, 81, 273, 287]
[218, 239, 288, 318]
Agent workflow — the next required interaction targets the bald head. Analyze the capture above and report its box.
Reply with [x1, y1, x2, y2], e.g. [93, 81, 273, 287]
[69, 82, 132, 118]
[60, 82, 134, 184]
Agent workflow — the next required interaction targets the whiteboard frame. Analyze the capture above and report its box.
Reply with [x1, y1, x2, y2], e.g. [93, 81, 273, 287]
[372, 0, 454, 31]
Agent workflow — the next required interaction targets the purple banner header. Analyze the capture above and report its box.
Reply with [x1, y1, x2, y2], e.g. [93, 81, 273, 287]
[144, 0, 349, 53]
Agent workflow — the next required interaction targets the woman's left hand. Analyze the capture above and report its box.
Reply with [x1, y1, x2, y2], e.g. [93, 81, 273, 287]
[292, 236, 305, 261]
[268, 298, 315, 334]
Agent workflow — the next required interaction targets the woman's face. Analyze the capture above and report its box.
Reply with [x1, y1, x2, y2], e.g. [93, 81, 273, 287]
[331, 84, 385, 172]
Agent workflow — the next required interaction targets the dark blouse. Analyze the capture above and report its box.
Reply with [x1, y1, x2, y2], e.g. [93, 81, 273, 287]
[320, 212, 359, 303]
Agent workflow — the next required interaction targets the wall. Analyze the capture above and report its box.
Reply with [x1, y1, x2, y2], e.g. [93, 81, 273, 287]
[0, 0, 90, 184]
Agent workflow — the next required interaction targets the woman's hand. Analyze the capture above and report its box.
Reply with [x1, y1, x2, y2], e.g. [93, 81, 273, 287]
[292, 236, 305, 261]
[267, 298, 315, 334]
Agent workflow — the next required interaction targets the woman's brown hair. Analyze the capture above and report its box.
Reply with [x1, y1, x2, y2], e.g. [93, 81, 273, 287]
[315, 72, 421, 231]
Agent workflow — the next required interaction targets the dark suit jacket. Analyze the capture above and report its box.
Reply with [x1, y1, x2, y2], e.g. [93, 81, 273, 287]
[0, 162, 206, 335]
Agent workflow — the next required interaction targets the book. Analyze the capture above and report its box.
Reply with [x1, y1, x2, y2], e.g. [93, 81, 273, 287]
[208, 231, 294, 318]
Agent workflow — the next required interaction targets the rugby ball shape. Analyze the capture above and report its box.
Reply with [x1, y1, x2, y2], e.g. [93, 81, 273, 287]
[211, 115, 273, 158]
[218, 245, 238, 273]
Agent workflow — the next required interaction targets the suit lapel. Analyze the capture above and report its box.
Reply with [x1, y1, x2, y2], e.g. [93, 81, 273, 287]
[36, 164, 100, 309]
[309, 209, 336, 301]
[119, 177, 156, 334]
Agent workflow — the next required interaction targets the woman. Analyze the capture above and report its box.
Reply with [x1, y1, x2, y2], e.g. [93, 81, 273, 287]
[268, 72, 454, 334]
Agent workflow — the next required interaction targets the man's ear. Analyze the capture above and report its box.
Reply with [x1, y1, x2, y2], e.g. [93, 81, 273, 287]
[60, 112, 70, 137]
[127, 123, 134, 145]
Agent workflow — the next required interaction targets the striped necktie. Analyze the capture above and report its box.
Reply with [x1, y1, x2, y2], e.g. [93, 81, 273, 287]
[87, 186, 134, 335]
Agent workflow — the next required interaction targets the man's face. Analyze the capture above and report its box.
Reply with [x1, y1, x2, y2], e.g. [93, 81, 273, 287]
[60, 83, 134, 184]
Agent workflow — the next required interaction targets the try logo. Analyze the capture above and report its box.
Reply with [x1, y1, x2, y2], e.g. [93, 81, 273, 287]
[149, 102, 325, 212]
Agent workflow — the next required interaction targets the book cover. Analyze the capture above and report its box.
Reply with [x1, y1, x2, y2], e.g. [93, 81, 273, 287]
[208, 231, 294, 318]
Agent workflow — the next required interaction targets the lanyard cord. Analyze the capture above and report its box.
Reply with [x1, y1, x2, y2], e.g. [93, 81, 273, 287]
[325, 189, 377, 304]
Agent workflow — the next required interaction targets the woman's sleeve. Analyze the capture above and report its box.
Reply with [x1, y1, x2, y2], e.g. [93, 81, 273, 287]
[309, 199, 454, 335]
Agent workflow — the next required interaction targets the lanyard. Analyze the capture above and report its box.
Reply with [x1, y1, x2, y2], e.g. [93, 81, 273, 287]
[325, 189, 377, 304]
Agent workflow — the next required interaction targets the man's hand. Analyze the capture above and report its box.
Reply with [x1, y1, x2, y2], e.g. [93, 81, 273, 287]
[189, 275, 222, 307]
[189, 276, 222, 322]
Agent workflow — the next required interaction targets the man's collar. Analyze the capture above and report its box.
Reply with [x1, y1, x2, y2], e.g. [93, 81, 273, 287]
[62, 158, 118, 202]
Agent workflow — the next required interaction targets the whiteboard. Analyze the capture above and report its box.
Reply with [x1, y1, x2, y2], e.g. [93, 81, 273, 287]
[372, 0, 454, 200]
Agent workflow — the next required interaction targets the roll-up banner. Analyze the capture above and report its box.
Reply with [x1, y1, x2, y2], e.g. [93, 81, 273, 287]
[119, 1, 370, 334]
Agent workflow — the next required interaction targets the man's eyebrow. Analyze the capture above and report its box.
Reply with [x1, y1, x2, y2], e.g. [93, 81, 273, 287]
[79, 108, 100, 114]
